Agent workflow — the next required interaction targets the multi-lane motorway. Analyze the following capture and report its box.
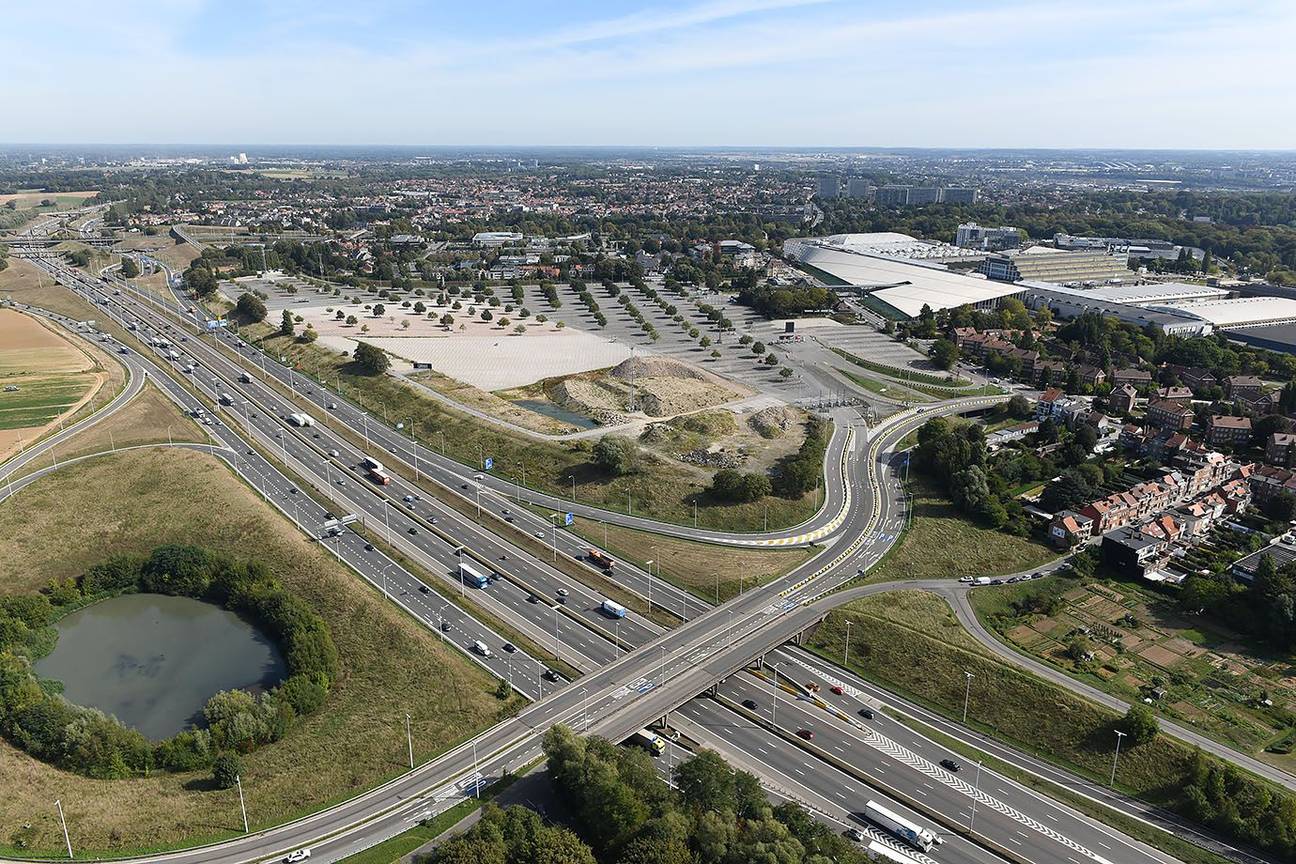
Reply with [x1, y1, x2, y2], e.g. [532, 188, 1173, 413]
[1, 248, 1272, 864]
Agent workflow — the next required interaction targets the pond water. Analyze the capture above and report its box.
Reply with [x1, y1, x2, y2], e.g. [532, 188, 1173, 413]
[512, 398, 599, 430]
[34, 593, 286, 740]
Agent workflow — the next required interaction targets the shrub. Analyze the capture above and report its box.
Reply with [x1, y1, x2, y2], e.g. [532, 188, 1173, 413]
[212, 752, 242, 789]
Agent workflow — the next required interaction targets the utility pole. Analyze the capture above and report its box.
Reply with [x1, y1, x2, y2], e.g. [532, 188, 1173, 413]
[771, 663, 781, 727]
[844, 620, 853, 667]
[235, 775, 249, 833]
[962, 671, 974, 725]
[405, 712, 414, 769]
[54, 799, 73, 859]
[968, 761, 982, 832]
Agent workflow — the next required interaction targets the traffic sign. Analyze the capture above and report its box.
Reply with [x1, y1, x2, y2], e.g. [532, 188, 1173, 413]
[564, 512, 574, 526]
[484, 457, 494, 470]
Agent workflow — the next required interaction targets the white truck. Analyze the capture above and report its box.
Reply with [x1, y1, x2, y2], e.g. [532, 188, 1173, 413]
[287, 413, 315, 427]
[218, 393, 235, 406]
[973, 576, 992, 586]
[863, 801, 940, 852]
[601, 599, 627, 619]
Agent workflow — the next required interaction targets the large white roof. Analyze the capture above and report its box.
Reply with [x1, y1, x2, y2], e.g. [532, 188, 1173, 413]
[1154, 296, 1296, 329]
[785, 238, 1021, 317]
[791, 232, 974, 262]
[1084, 282, 1230, 305]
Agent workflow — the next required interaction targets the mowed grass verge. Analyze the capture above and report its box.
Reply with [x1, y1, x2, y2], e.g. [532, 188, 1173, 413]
[868, 477, 1056, 582]
[243, 326, 819, 532]
[807, 591, 1197, 807]
[0, 448, 511, 856]
[563, 517, 814, 603]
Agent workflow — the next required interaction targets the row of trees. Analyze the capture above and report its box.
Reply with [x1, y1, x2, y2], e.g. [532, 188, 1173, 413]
[0, 546, 336, 781]
[433, 725, 880, 864]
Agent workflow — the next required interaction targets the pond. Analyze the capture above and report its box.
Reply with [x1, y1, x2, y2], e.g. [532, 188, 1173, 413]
[512, 398, 599, 430]
[34, 593, 286, 740]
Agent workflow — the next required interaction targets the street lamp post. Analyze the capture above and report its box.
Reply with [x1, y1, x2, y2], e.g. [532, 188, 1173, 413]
[968, 760, 983, 832]
[54, 799, 73, 859]
[645, 558, 654, 616]
[1110, 730, 1127, 786]
[771, 663, 781, 727]
[235, 773, 249, 833]
[844, 620, 853, 667]
[962, 671, 974, 725]
[405, 712, 414, 769]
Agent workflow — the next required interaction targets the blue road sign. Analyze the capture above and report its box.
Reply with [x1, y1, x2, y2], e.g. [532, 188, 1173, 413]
[564, 512, 574, 526]
[483, 457, 494, 470]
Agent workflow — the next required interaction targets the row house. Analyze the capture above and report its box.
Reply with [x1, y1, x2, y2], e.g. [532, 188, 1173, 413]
[1206, 415, 1252, 448]
[1074, 364, 1107, 388]
[1145, 399, 1194, 431]
[1247, 464, 1296, 501]
[1101, 479, 1250, 576]
[1036, 388, 1083, 424]
[1155, 386, 1194, 402]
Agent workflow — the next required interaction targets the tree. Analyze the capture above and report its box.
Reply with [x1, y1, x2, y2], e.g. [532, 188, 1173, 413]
[763, 354, 778, 366]
[235, 293, 267, 323]
[119, 256, 140, 278]
[372, 303, 386, 317]
[1040, 472, 1092, 513]
[1007, 394, 1033, 419]
[592, 436, 639, 476]
[779, 367, 793, 379]
[353, 342, 390, 375]
[1119, 704, 1159, 746]
[750, 341, 766, 356]
[279, 309, 295, 337]
[929, 337, 959, 370]
[211, 752, 242, 789]
[708, 469, 771, 503]
[298, 326, 318, 343]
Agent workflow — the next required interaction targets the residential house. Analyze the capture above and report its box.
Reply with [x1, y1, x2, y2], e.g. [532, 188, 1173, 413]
[1036, 388, 1083, 423]
[1206, 415, 1252, 448]
[1268, 432, 1296, 467]
[1155, 386, 1194, 402]
[1165, 365, 1217, 392]
[1226, 375, 1265, 401]
[1113, 367, 1153, 389]
[1145, 399, 1194, 431]
[1074, 365, 1107, 388]
[1101, 526, 1170, 577]
[1109, 384, 1138, 415]
[1248, 464, 1296, 501]
[1048, 510, 1094, 548]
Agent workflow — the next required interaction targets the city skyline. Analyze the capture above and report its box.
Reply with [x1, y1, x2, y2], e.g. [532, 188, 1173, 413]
[5, 0, 1295, 149]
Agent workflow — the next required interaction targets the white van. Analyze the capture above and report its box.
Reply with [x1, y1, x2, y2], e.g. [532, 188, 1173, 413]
[473, 640, 493, 658]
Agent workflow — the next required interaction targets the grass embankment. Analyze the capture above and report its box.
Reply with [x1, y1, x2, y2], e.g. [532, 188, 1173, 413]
[563, 518, 813, 603]
[0, 448, 512, 856]
[868, 477, 1055, 582]
[242, 326, 819, 532]
[834, 367, 932, 403]
[829, 346, 969, 387]
[805, 591, 1267, 855]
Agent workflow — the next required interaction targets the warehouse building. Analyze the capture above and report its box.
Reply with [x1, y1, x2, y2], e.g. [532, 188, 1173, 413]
[1152, 296, 1296, 330]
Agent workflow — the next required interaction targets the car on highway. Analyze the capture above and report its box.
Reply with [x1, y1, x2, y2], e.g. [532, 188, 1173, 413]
[364, 543, 374, 551]
[845, 828, 865, 843]
[805, 682, 820, 693]
[958, 575, 974, 583]
[544, 668, 560, 681]
[418, 585, 430, 594]
[741, 699, 757, 710]
[328, 449, 339, 457]
[407, 526, 418, 535]
[527, 594, 540, 603]
[328, 402, 337, 409]
[472, 640, 492, 657]
[534, 531, 545, 539]
[403, 495, 415, 503]
[940, 758, 961, 772]
[440, 620, 451, 632]
[796, 729, 814, 740]
[283, 851, 311, 863]
[557, 588, 569, 597]
[858, 708, 874, 720]
[830, 685, 844, 695]
[503, 642, 516, 653]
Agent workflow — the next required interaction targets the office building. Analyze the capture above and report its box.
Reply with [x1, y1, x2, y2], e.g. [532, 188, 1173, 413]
[942, 187, 978, 204]
[875, 185, 909, 206]
[907, 187, 942, 205]
[979, 246, 1129, 285]
[955, 223, 1023, 251]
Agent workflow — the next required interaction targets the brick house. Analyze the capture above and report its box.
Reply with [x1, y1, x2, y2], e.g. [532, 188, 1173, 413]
[1109, 384, 1138, 415]
[1206, 415, 1252, 447]
[1145, 399, 1194, 431]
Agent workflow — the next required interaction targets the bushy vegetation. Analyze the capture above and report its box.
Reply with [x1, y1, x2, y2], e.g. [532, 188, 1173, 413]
[736, 276, 835, 320]
[1178, 552, 1296, 650]
[772, 414, 829, 497]
[593, 436, 641, 476]
[708, 468, 772, 503]
[235, 292, 267, 322]
[433, 725, 879, 864]
[353, 341, 391, 374]
[0, 545, 336, 780]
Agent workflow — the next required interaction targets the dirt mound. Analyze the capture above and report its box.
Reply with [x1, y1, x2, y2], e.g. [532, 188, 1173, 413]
[611, 356, 708, 383]
[748, 405, 797, 439]
[552, 377, 629, 425]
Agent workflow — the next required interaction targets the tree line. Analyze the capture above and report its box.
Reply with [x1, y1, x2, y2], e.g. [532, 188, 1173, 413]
[427, 726, 882, 864]
[0, 545, 336, 782]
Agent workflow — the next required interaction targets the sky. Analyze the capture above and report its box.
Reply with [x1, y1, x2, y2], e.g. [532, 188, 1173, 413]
[3, 0, 1293, 149]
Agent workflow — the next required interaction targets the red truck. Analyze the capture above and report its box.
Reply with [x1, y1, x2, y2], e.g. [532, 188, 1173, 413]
[587, 549, 615, 570]
[368, 468, 391, 486]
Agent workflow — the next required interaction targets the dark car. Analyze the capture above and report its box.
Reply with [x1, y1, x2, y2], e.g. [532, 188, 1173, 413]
[364, 543, 375, 552]
[858, 708, 874, 720]
[407, 526, 418, 535]
[440, 620, 451, 632]
[527, 594, 540, 604]
[418, 585, 430, 594]
[796, 729, 814, 741]
[940, 758, 961, 772]
[741, 699, 758, 710]
[503, 643, 517, 653]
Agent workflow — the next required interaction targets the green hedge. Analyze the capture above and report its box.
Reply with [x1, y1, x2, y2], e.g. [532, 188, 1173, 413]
[0, 545, 336, 779]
